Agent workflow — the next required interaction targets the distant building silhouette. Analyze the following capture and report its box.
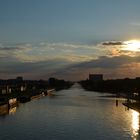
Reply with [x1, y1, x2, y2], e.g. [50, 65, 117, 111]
[16, 76, 23, 82]
[48, 77, 56, 86]
[89, 74, 103, 81]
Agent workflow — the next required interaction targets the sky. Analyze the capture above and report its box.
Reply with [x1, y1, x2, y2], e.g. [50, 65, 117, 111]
[1, 0, 140, 80]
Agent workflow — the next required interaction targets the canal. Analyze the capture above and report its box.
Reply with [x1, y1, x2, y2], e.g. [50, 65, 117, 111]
[0, 83, 139, 140]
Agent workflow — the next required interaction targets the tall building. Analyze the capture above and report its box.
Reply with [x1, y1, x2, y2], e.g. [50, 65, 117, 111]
[89, 74, 103, 81]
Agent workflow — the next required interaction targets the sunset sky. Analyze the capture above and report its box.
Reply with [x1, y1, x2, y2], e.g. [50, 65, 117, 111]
[1, 0, 140, 80]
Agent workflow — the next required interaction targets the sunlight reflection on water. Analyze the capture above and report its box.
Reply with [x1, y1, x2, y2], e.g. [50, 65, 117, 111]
[131, 110, 139, 140]
[9, 107, 17, 115]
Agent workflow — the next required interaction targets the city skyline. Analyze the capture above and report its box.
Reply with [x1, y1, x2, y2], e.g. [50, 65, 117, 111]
[1, 0, 140, 80]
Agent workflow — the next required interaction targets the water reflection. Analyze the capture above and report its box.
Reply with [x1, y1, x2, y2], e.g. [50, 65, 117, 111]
[0, 104, 17, 116]
[116, 99, 118, 107]
[9, 107, 17, 115]
[131, 110, 139, 140]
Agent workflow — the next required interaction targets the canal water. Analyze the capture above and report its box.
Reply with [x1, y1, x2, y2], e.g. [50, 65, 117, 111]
[0, 83, 139, 140]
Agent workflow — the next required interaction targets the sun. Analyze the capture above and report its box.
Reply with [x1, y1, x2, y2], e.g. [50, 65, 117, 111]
[123, 40, 140, 52]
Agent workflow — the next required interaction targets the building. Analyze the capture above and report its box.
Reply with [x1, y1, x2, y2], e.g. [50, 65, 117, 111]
[0, 85, 11, 94]
[16, 76, 23, 82]
[89, 74, 103, 82]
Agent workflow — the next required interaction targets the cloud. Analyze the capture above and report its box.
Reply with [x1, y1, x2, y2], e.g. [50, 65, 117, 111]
[0, 59, 71, 80]
[2, 41, 133, 64]
[0, 47, 20, 51]
[0, 42, 99, 63]
[50, 55, 140, 80]
[102, 41, 124, 46]
[99, 40, 140, 57]
[0, 43, 32, 60]
[76, 55, 140, 69]
[1, 40, 140, 80]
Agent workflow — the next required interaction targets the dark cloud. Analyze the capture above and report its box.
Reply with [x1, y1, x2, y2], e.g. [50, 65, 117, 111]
[102, 41, 123, 46]
[0, 47, 19, 51]
[0, 59, 71, 79]
[51, 55, 140, 79]
[1, 52, 140, 80]
[0, 42, 31, 52]
[0, 47, 21, 51]
[73, 55, 134, 69]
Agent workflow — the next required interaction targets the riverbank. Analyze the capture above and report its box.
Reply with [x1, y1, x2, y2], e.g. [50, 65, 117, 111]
[79, 80, 140, 112]
[0, 89, 54, 115]
[0, 82, 74, 116]
[123, 101, 140, 112]
[79, 79, 140, 100]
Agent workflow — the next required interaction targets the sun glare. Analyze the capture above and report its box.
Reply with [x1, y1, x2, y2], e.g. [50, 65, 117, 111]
[123, 40, 140, 52]
[131, 110, 139, 139]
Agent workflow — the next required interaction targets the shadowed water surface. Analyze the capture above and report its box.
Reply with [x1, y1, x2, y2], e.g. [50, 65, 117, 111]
[0, 83, 139, 140]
